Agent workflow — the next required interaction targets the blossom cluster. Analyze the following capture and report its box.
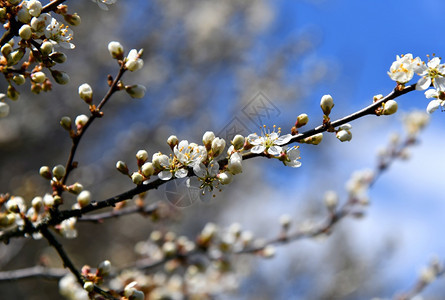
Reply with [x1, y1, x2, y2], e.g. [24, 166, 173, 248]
[0, 163, 94, 239]
[0, 0, 118, 117]
[118, 126, 302, 198]
[388, 54, 445, 113]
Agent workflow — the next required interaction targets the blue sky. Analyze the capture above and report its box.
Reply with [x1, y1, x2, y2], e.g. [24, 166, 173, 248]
[81, 0, 445, 297]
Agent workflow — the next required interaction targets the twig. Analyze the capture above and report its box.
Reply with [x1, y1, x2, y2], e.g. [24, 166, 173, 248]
[0, 266, 68, 281]
[40, 226, 117, 299]
[0, 84, 419, 243]
[77, 202, 159, 223]
[61, 66, 126, 186]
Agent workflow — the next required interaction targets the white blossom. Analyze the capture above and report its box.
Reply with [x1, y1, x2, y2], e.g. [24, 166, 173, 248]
[415, 56, 445, 91]
[59, 217, 78, 239]
[174, 140, 207, 167]
[192, 161, 220, 194]
[247, 126, 292, 156]
[44, 18, 74, 49]
[387, 53, 421, 84]
[125, 49, 143, 72]
[424, 88, 445, 113]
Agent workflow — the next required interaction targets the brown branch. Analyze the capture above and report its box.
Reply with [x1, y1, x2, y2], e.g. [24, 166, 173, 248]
[0, 84, 420, 244]
[61, 66, 126, 186]
[0, 266, 68, 281]
[77, 202, 159, 223]
[40, 226, 117, 299]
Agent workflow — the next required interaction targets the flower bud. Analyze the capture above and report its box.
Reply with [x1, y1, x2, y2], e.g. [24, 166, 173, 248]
[53, 195, 63, 205]
[373, 94, 383, 102]
[8, 0, 21, 5]
[19, 25, 32, 40]
[17, 7, 31, 23]
[39, 166, 52, 179]
[0, 8, 6, 21]
[116, 161, 129, 175]
[64, 13, 81, 26]
[228, 152, 242, 174]
[136, 150, 148, 165]
[50, 70, 70, 85]
[43, 194, 55, 206]
[336, 129, 352, 142]
[162, 241, 177, 256]
[12, 74, 25, 85]
[77, 190, 91, 207]
[262, 245, 276, 258]
[83, 281, 94, 292]
[279, 214, 291, 229]
[52, 165, 66, 180]
[303, 133, 323, 145]
[167, 135, 178, 149]
[125, 84, 146, 99]
[383, 100, 398, 115]
[231, 134, 245, 150]
[27, 0, 42, 17]
[49, 52, 67, 63]
[218, 171, 233, 185]
[203, 131, 215, 149]
[40, 41, 53, 56]
[97, 260, 111, 276]
[296, 113, 309, 128]
[108, 41, 124, 60]
[211, 137, 226, 157]
[320, 94, 334, 115]
[324, 190, 338, 211]
[31, 196, 43, 211]
[31, 83, 42, 95]
[131, 172, 143, 185]
[60, 116, 72, 131]
[10, 48, 25, 65]
[75, 114, 88, 129]
[0, 102, 9, 118]
[31, 71, 46, 83]
[152, 152, 167, 170]
[69, 182, 83, 194]
[124, 282, 144, 300]
[141, 162, 154, 177]
[125, 49, 144, 72]
[1, 43, 12, 56]
[7, 85, 19, 100]
[78, 83, 93, 104]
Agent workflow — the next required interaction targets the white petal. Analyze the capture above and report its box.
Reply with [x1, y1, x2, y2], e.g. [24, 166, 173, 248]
[193, 163, 207, 178]
[175, 168, 188, 178]
[428, 57, 440, 68]
[159, 171, 172, 180]
[434, 77, 445, 91]
[416, 77, 431, 90]
[424, 89, 438, 99]
[426, 100, 441, 114]
[275, 134, 292, 145]
[268, 146, 281, 156]
[208, 162, 220, 177]
[285, 160, 302, 168]
[251, 145, 265, 153]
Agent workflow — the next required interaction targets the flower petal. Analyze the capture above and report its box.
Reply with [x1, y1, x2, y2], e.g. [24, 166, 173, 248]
[426, 99, 442, 114]
[416, 77, 431, 90]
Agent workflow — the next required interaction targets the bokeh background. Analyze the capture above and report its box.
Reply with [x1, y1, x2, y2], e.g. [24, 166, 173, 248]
[1, 0, 445, 299]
